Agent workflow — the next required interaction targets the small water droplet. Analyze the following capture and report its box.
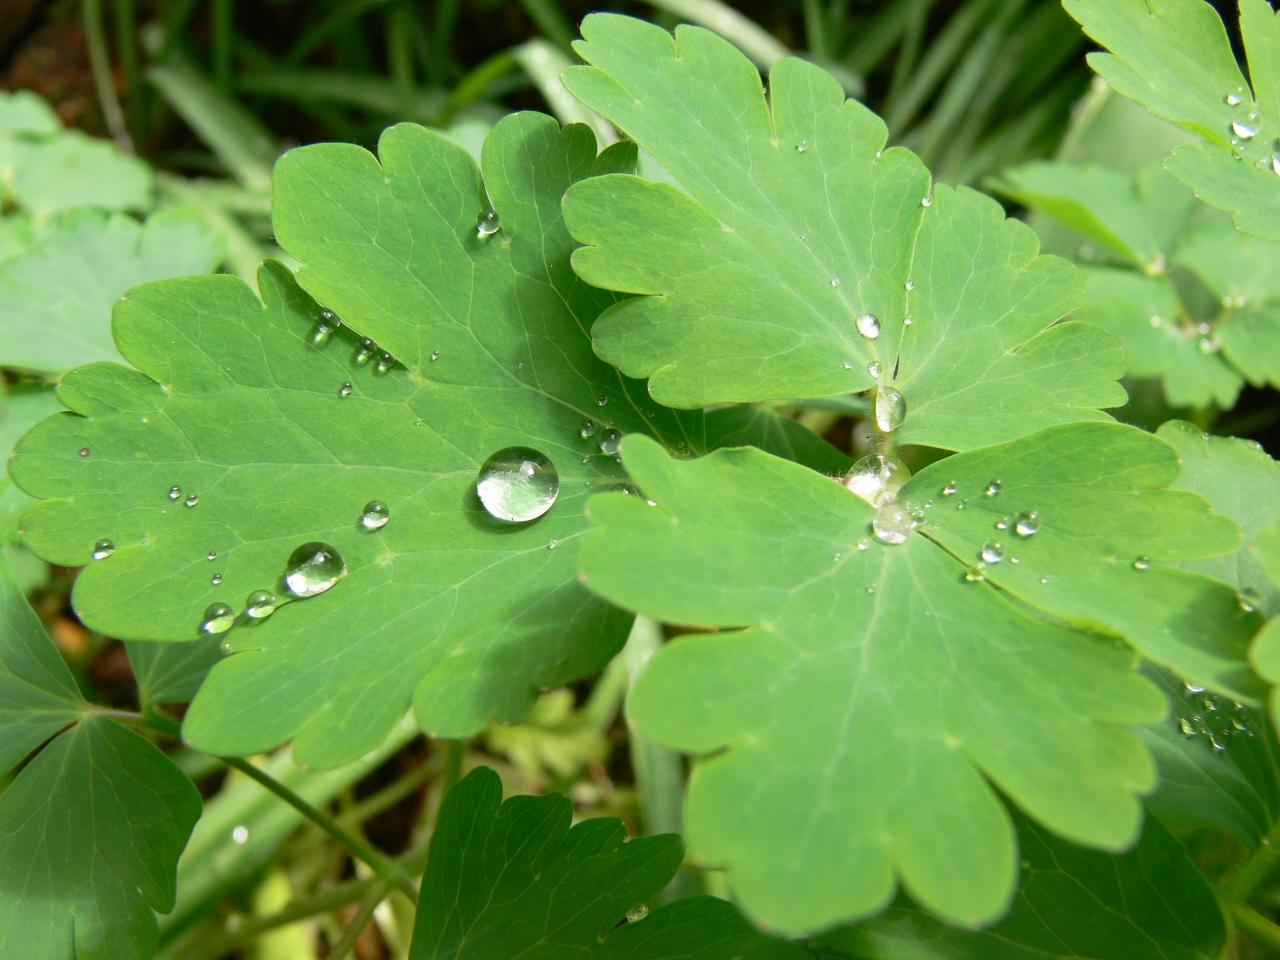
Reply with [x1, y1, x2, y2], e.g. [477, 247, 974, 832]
[1149, 314, 1163, 328]
[185, 493, 200, 508]
[856, 539, 869, 551]
[596, 395, 608, 407]
[245, 589, 278, 619]
[284, 542, 347, 597]
[963, 567, 985, 583]
[579, 419, 598, 440]
[795, 139, 808, 153]
[1272, 154, 1280, 176]
[1226, 92, 1243, 106]
[430, 350, 441, 362]
[476, 447, 560, 523]
[206, 551, 217, 562]
[921, 196, 933, 207]
[905, 280, 915, 292]
[599, 430, 622, 456]
[843, 453, 908, 506]
[548, 538, 560, 550]
[830, 277, 842, 288]
[984, 480, 1002, 497]
[842, 360, 853, 370]
[874, 387, 905, 432]
[1132, 555, 1151, 571]
[626, 903, 650, 923]
[359, 500, 390, 531]
[1232, 118, 1259, 140]
[231, 824, 249, 844]
[941, 480, 958, 496]
[872, 502, 915, 545]
[200, 602, 235, 635]
[1179, 717, 1196, 736]
[476, 209, 501, 238]
[956, 499, 967, 510]
[78, 447, 90, 458]
[867, 360, 882, 378]
[1185, 682, 1206, 694]
[211, 573, 223, 585]
[1014, 510, 1039, 537]
[980, 541, 1004, 564]
[167, 485, 182, 501]
[1038, 575, 1050, 584]
[1239, 587, 1260, 613]
[91, 538, 114, 560]
[995, 518, 1009, 530]
[1199, 335, 1222, 353]
[374, 351, 395, 375]
[856, 313, 881, 340]
[903, 315, 914, 326]
[338, 381, 353, 398]
[354, 338, 376, 365]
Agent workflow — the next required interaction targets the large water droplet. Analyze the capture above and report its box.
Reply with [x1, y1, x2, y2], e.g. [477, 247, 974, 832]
[980, 541, 1004, 564]
[359, 500, 389, 531]
[476, 447, 560, 523]
[874, 387, 905, 432]
[245, 589, 278, 619]
[284, 542, 347, 597]
[843, 453, 908, 506]
[200, 602, 235, 635]
[872, 502, 915, 545]
[309, 312, 338, 347]
[856, 313, 881, 340]
[1232, 118, 1259, 140]
[167, 485, 182, 501]
[1133, 555, 1151, 571]
[599, 430, 622, 456]
[91, 538, 114, 560]
[579, 419, 598, 439]
[1014, 510, 1039, 537]
[476, 209, 501, 238]
[354, 338, 375, 366]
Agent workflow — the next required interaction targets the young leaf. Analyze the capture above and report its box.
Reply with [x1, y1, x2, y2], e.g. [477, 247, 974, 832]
[576, 421, 1254, 933]
[818, 814, 1225, 960]
[409, 766, 801, 959]
[0, 561, 202, 960]
[560, 14, 1125, 450]
[1064, 0, 1280, 241]
[0, 209, 225, 374]
[10, 114, 702, 767]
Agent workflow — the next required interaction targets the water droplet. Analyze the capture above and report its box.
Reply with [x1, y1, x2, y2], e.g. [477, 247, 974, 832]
[995, 518, 1009, 530]
[921, 196, 933, 207]
[1272, 154, 1280, 176]
[1014, 510, 1039, 537]
[338, 381, 353, 398]
[430, 350, 441, 362]
[245, 589, 278, 619]
[185, 493, 200, 508]
[905, 280, 916, 292]
[359, 500, 390, 531]
[830, 277, 842, 288]
[867, 360, 882, 378]
[956, 499, 967, 510]
[980, 541, 1004, 564]
[596, 395, 608, 407]
[1199, 335, 1222, 353]
[856, 313, 881, 340]
[1239, 587, 1260, 614]
[211, 573, 223, 585]
[865, 585, 876, 594]
[476, 209, 501, 238]
[984, 480, 1002, 497]
[78, 447, 90, 458]
[1039, 575, 1050, 584]
[167, 485, 182, 501]
[231, 824, 249, 844]
[843, 453, 908, 506]
[795, 139, 808, 153]
[941, 480, 958, 496]
[1132, 555, 1151, 571]
[91, 538, 114, 560]
[872, 502, 915, 545]
[354, 338, 376, 365]
[576, 419, 597, 441]
[200, 602, 235, 635]
[904, 315, 914, 326]
[206, 551, 217, 562]
[625, 902, 650, 922]
[963, 567, 985, 583]
[1179, 717, 1196, 736]
[476, 447, 560, 523]
[309, 316, 337, 348]
[284, 542, 347, 597]
[599, 430, 622, 456]
[1185, 682, 1206, 694]
[1009, 555, 1020, 565]
[874, 387, 905, 432]
[1232, 118, 1259, 140]
[856, 539, 869, 551]
[1226, 92, 1243, 106]
[842, 360, 853, 370]
[374, 351, 395, 375]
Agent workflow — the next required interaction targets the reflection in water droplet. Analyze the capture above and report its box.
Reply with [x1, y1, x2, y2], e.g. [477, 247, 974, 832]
[1014, 510, 1039, 537]
[185, 493, 200, 508]
[1133, 555, 1151, 571]
[476, 209, 501, 237]
[855, 313, 881, 340]
[980, 542, 1004, 564]
[92, 539, 114, 560]
[874, 387, 905, 432]
[200, 602, 235, 635]
[360, 500, 390, 531]
[843, 453, 908, 507]
[339, 381, 353, 398]
[872, 502, 915, 545]
[284, 542, 347, 597]
[168, 485, 182, 501]
[476, 447, 560, 523]
[245, 589, 278, 619]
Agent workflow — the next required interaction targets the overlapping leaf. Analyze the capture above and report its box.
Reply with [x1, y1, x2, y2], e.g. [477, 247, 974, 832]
[579, 420, 1253, 934]
[11, 114, 704, 767]
[560, 14, 1125, 450]
[409, 766, 800, 959]
[0, 561, 201, 960]
[0, 209, 225, 374]
[1065, 0, 1280, 241]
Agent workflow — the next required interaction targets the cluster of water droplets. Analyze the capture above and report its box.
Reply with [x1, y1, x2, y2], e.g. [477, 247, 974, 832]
[1177, 681, 1255, 753]
[1223, 85, 1280, 175]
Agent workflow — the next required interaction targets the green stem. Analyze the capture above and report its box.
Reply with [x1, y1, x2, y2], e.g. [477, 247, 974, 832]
[211, 0, 233, 91]
[83, 0, 135, 150]
[440, 739, 466, 796]
[1233, 904, 1280, 953]
[327, 875, 397, 960]
[1222, 826, 1280, 903]
[221, 756, 417, 900]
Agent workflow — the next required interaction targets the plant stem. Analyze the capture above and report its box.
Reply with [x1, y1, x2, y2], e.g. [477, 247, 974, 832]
[327, 875, 398, 960]
[440, 739, 466, 796]
[1222, 824, 1280, 903]
[221, 756, 417, 900]
[1233, 904, 1280, 953]
[82, 0, 135, 151]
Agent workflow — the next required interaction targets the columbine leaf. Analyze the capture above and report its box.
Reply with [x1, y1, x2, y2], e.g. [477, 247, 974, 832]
[409, 766, 800, 959]
[0, 561, 202, 960]
[11, 114, 703, 767]
[1064, 0, 1280, 241]
[578, 420, 1255, 933]
[560, 14, 1125, 449]
[0, 90, 60, 137]
[819, 814, 1225, 960]
[0, 209, 225, 374]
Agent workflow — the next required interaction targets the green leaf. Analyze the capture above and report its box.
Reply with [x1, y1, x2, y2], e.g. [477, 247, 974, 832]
[126, 635, 225, 707]
[580, 422, 1254, 933]
[704, 406, 852, 475]
[990, 162, 1197, 272]
[0, 90, 61, 137]
[0, 561, 202, 960]
[819, 814, 1225, 960]
[0, 132, 152, 218]
[409, 766, 801, 959]
[0, 209, 225, 374]
[560, 14, 1125, 449]
[1064, 0, 1280, 241]
[11, 115, 702, 767]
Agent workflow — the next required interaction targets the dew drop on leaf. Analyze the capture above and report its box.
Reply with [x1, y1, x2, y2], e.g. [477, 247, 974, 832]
[430, 350, 440, 361]
[599, 430, 622, 456]
[231, 825, 249, 845]
[874, 387, 905, 432]
[359, 500, 390, 531]
[476, 209, 501, 238]
[963, 567, 985, 583]
[596, 395, 608, 407]
[830, 277, 841, 288]
[354, 338, 375, 365]
[200, 602, 235, 635]
[245, 589, 279, 620]
[1014, 510, 1040, 537]
[548, 538, 560, 550]
[855, 313, 880, 340]
[1238, 587, 1260, 614]
[1039, 575, 1050, 584]
[579, 419, 597, 439]
[867, 360, 882, 378]
[1133, 555, 1152, 571]
[1231, 118, 1259, 140]
[184, 493, 200, 508]
[207, 551, 217, 561]
[309, 313, 338, 347]
[284, 542, 347, 597]
[338, 381, 353, 398]
[78, 447, 90, 458]
[91, 538, 114, 560]
[905, 280, 915, 292]
[476, 447, 560, 523]
[374, 351, 395, 375]
[843, 453, 907, 506]
[1226, 91, 1243, 106]
[980, 541, 1004, 564]
[984, 480, 1002, 497]
[995, 518, 1009, 530]
[941, 480, 958, 496]
[921, 196, 933, 207]
[872, 502, 915, 545]
[1179, 717, 1195, 736]
[167, 485, 182, 501]
[795, 139, 808, 153]
[211, 573, 223, 586]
